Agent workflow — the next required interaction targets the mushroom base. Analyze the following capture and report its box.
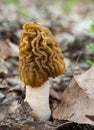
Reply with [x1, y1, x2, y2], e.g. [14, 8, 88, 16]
[24, 81, 51, 121]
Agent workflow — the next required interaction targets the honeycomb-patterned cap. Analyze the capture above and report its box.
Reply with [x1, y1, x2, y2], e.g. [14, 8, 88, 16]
[19, 21, 65, 87]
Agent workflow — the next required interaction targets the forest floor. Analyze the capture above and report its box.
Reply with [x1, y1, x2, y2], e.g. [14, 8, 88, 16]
[0, 0, 94, 130]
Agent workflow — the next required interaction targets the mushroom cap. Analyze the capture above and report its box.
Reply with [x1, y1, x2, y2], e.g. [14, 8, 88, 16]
[19, 21, 65, 87]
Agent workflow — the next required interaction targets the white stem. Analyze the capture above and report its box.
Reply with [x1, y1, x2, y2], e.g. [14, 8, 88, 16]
[24, 81, 51, 120]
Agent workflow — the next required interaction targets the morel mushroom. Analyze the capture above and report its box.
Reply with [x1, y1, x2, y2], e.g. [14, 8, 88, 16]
[19, 21, 65, 120]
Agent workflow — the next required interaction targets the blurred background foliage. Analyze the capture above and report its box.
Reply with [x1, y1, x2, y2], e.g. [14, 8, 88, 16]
[86, 22, 94, 65]
[0, 0, 94, 21]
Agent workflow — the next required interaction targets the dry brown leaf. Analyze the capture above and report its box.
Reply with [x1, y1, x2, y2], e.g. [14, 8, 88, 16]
[53, 65, 94, 125]
[0, 39, 18, 57]
[6, 39, 19, 56]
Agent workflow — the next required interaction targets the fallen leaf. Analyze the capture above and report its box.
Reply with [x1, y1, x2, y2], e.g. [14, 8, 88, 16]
[53, 65, 94, 125]
[6, 39, 19, 56]
[0, 39, 19, 58]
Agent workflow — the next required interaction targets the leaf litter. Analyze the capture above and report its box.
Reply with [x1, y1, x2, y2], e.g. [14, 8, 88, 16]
[0, 0, 94, 129]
